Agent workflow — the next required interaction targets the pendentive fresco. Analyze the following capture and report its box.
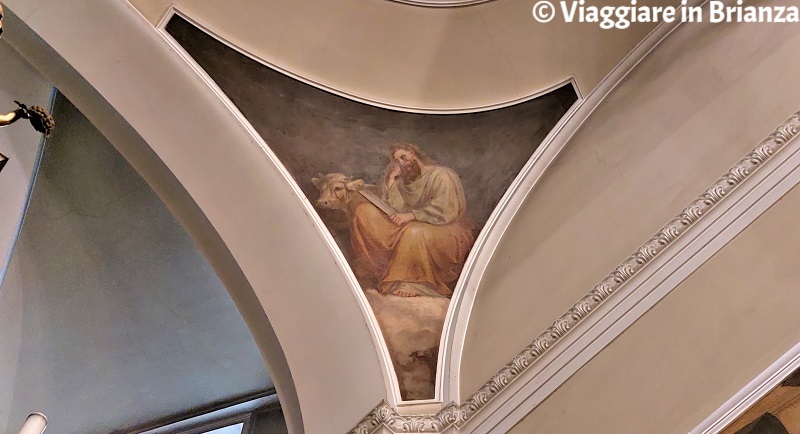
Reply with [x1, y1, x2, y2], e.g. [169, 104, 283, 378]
[167, 15, 577, 401]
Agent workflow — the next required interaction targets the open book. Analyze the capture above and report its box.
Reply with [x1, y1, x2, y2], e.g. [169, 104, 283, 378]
[359, 190, 397, 215]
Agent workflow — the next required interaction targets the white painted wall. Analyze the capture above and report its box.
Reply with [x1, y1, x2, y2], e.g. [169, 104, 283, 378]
[461, 0, 800, 398]
[511, 174, 800, 434]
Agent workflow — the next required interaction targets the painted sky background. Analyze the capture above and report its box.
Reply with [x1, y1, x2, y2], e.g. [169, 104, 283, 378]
[168, 16, 577, 232]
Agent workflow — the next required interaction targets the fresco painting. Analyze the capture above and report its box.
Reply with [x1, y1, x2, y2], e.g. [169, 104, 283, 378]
[721, 367, 800, 434]
[167, 16, 577, 400]
[314, 142, 474, 298]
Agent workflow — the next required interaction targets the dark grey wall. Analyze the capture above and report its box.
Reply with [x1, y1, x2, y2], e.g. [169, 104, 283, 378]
[0, 94, 273, 434]
[166, 16, 577, 231]
[248, 407, 288, 434]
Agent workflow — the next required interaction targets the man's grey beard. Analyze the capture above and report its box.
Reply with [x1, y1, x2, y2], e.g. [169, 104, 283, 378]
[401, 160, 422, 185]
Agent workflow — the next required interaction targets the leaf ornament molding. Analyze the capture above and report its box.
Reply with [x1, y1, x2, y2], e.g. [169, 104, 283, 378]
[384, 0, 496, 7]
[348, 111, 800, 434]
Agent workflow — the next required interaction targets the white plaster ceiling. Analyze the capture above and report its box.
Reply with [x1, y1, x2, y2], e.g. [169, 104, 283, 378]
[0, 0, 716, 432]
[128, 0, 669, 111]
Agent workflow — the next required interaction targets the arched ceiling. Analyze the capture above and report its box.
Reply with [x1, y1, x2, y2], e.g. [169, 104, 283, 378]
[129, 0, 668, 111]
[10, 1, 781, 433]
[3, 3, 381, 433]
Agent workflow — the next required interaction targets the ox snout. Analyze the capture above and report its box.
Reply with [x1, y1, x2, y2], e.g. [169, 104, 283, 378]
[316, 198, 332, 208]
[316, 197, 342, 209]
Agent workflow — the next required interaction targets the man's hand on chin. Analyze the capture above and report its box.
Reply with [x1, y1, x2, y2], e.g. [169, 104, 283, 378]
[390, 212, 415, 226]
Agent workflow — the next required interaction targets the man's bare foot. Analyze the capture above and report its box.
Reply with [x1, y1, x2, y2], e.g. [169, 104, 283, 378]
[393, 289, 420, 297]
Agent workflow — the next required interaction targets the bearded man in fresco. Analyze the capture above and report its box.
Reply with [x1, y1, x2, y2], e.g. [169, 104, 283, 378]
[351, 143, 475, 298]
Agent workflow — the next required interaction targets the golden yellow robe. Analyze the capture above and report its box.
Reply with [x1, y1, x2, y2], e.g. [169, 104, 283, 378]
[351, 165, 475, 297]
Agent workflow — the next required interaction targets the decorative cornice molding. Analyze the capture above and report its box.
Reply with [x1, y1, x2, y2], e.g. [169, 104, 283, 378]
[351, 401, 461, 434]
[385, 0, 495, 7]
[155, 6, 580, 115]
[439, 0, 710, 407]
[348, 111, 800, 433]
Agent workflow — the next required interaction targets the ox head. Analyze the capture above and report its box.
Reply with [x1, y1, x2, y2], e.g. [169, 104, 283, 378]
[311, 173, 365, 210]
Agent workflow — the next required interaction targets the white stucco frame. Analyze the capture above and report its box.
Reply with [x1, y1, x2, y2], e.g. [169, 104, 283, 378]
[11, 0, 786, 432]
[2, 5, 314, 433]
[154, 4, 584, 409]
[384, 1, 497, 7]
[151, 0, 720, 421]
[154, 6, 403, 407]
